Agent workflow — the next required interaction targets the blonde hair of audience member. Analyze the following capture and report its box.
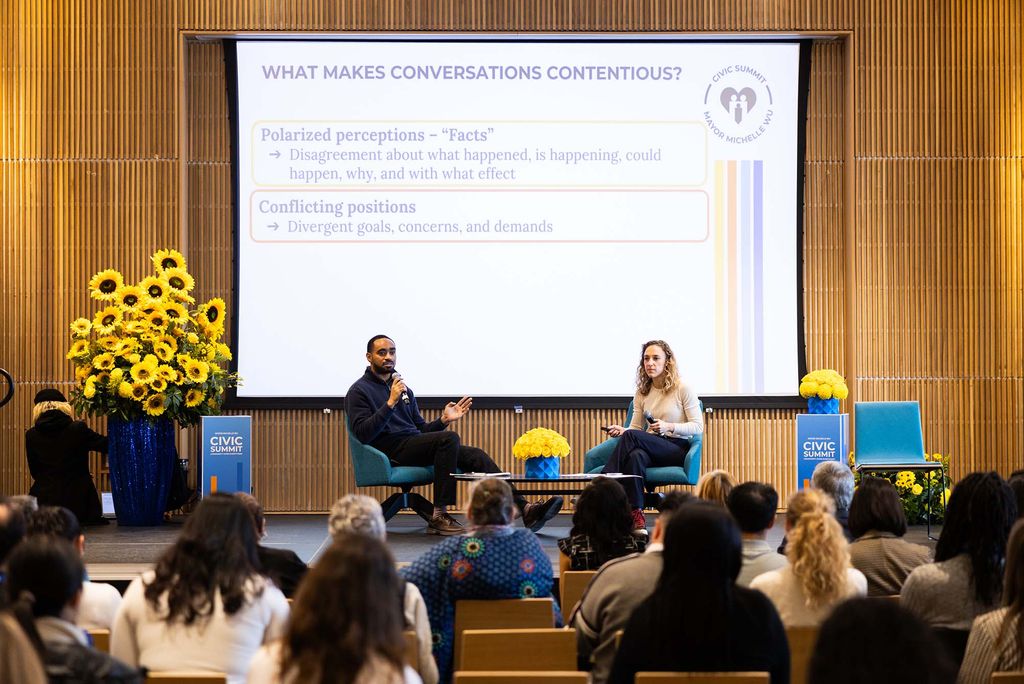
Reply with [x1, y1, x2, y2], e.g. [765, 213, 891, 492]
[465, 477, 515, 527]
[280, 533, 406, 684]
[328, 494, 387, 541]
[0, 613, 47, 684]
[696, 469, 737, 506]
[786, 489, 850, 609]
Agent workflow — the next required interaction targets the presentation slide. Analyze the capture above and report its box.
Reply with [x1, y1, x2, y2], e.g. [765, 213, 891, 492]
[232, 38, 801, 399]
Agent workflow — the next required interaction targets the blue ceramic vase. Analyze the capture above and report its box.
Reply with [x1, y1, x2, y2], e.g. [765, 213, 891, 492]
[807, 397, 840, 414]
[524, 455, 561, 479]
[107, 417, 176, 526]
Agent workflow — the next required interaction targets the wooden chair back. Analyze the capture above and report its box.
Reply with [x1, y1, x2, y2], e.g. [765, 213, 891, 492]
[635, 674, 771, 683]
[560, 571, 597, 616]
[992, 674, 1024, 683]
[87, 628, 110, 653]
[461, 628, 576, 671]
[785, 625, 819, 684]
[454, 673, 588, 684]
[453, 598, 554, 669]
[145, 674, 228, 683]
[404, 629, 419, 670]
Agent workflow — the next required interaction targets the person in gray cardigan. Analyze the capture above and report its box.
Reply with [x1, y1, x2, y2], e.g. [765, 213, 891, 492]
[727, 482, 788, 587]
[570, 492, 693, 684]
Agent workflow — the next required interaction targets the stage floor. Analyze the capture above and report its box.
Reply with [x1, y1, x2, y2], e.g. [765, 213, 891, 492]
[83, 511, 942, 584]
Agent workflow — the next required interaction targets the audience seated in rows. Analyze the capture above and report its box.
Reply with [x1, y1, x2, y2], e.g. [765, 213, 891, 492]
[328, 493, 438, 684]
[901, 471, 1017, 630]
[0, 611, 47, 684]
[402, 478, 560, 684]
[110, 493, 289, 684]
[847, 477, 931, 596]
[695, 468, 736, 506]
[236, 493, 308, 598]
[727, 482, 787, 587]
[557, 477, 645, 573]
[247, 533, 421, 684]
[0, 498, 27, 610]
[570, 491, 692, 684]
[751, 489, 867, 627]
[808, 598, 956, 684]
[26, 505, 123, 629]
[959, 518, 1024, 682]
[7, 536, 143, 683]
[609, 501, 789, 683]
[779, 461, 854, 554]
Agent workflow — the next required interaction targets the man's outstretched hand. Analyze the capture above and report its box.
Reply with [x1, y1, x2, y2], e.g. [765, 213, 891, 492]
[441, 396, 473, 424]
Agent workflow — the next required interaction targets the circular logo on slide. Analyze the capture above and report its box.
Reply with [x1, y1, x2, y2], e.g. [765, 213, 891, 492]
[702, 64, 776, 144]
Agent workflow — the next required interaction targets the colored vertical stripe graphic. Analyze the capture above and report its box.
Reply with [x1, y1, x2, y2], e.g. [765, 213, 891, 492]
[753, 161, 765, 392]
[713, 159, 766, 394]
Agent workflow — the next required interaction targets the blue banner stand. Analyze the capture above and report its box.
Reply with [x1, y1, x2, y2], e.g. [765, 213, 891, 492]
[200, 415, 252, 496]
[795, 413, 849, 490]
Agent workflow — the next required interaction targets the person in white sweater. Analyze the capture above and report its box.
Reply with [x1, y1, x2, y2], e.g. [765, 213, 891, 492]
[110, 494, 289, 684]
[603, 339, 704, 530]
[247, 533, 421, 684]
[751, 489, 866, 627]
[327, 494, 438, 684]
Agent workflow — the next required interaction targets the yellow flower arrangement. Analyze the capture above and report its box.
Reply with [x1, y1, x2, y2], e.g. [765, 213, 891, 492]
[798, 368, 849, 401]
[67, 249, 239, 426]
[512, 428, 571, 460]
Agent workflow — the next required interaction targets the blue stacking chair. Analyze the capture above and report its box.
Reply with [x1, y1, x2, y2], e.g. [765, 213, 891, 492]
[853, 401, 946, 539]
[583, 400, 704, 509]
[345, 417, 435, 522]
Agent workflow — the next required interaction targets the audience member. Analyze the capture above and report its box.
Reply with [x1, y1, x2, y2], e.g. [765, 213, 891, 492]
[0, 612, 47, 684]
[402, 478, 559, 684]
[847, 477, 931, 596]
[110, 493, 289, 684]
[571, 492, 692, 684]
[7, 536, 142, 683]
[608, 502, 789, 683]
[26, 506, 122, 629]
[0, 499, 27, 608]
[779, 461, 854, 554]
[901, 471, 1017, 630]
[247, 533, 421, 684]
[808, 598, 956, 684]
[959, 518, 1024, 682]
[328, 494, 438, 684]
[727, 482, 787, 587]
[1009, 469, 1024, 521]
[695, 469, 736, 506]
[24, 388, 109, 526]
[751, 489, 866, 626]
[557, 477, 645, 573]
[236, 493, 308, 598]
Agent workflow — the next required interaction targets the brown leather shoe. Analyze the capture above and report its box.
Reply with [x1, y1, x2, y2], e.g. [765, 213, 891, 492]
[427, 511, 465, 536]
[522, 497, 564, 532]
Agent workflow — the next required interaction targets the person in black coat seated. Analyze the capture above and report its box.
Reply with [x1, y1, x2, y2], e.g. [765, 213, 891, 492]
[608, 502, 790, 684]
[236, 492, 308, 598]
[24, 389, 108, 526]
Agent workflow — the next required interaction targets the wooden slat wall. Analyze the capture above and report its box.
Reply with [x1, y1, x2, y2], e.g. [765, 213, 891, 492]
[2, 1, 1021, 512]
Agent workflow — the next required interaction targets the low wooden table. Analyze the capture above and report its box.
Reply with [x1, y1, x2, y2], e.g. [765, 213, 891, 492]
[453, 472, 640, 497]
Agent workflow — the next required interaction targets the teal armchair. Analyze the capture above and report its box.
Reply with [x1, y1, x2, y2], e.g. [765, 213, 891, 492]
[583, 400, 704, 509]
[346, 417, 435, 522]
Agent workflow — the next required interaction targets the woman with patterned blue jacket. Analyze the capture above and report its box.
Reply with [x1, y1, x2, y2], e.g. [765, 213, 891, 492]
[402, 478, 562, 684]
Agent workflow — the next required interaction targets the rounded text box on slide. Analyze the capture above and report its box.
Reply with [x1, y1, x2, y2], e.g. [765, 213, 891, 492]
[250, 120, 707, 188]
[248, 189, 709, 243]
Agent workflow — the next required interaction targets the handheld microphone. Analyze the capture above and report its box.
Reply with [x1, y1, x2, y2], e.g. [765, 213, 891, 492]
[393, 372, 410, 405]
[644, 410, 655, 424]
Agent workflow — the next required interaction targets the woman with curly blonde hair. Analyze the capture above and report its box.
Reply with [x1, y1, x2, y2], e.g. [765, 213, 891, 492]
[695, 469, 737, 507]
[750, 489, 866, 627]
[603, 340, 704, 532]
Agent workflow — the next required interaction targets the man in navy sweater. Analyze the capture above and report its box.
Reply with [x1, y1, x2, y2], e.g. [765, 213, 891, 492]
[346, 335, 563, 535]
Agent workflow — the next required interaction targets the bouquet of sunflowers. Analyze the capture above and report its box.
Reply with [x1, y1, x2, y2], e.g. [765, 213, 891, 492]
[512, 428, 571, 460]
[850, 452, 950, 524]
[66, 249, 239, 427]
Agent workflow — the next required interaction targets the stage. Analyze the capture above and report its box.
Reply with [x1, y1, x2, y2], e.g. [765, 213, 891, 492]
[83, 511, 941, 588]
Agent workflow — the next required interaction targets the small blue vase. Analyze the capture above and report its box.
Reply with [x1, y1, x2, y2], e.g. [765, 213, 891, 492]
[107, 417, 176, 526]
[524, 456, 561, 479]
[807, 397, 840, 414]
